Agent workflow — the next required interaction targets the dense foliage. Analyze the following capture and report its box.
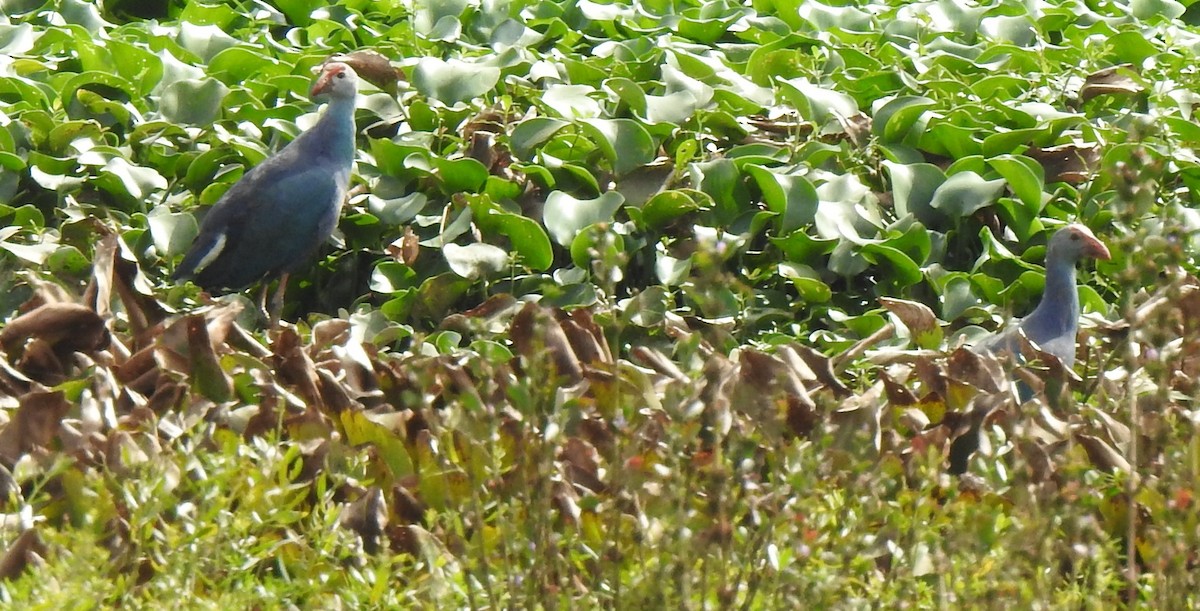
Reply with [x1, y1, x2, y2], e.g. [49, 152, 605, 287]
[0, 0, 1199, 606]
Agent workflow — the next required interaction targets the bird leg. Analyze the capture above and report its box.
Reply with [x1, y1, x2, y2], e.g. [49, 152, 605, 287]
[257, 274, 289, 326]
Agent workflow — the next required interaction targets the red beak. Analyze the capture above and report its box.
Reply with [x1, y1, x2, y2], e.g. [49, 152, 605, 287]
[1086, 236, 1111, 260]
[310, 65, 342, 97]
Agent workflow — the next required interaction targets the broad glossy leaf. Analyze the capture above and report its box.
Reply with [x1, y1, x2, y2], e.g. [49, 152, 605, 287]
[443, 243, 509, 279]
[883, 161, 945, 226]
[988, 155, 1044, 212]
[542, 190, 624, 247]
[929, 171, 1005, 218]
[412, 57, 500, 105]
[579, 118, 655, 177]
[777, 77, 859, 124]
[746, 165, 817, 234]
[509, 117, 569, 160]
[159, 78, 229, 126]
[467, 195, 553, 271]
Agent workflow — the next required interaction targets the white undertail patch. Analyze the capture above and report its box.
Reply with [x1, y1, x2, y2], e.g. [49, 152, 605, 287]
[193, 232, 227, 273]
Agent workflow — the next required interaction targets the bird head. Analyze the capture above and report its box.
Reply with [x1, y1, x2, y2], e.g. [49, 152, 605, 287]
[1048, 223, 1111, 264]
[310, 62, 359, 99]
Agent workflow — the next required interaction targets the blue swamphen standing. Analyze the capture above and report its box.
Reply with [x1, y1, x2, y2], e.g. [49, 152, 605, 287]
[950, 223, 1110, 474]
[977, 223, 1111, 396]
[173, 61, 359, 302]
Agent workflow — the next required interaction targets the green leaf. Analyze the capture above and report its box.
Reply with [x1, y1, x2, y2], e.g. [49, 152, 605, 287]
[745, 165, 818, 234]
[641, 190, 702, 229]
[148, 207, 198, 257]
[542, 191, 625, 247]
[929, 171, 1006, 218]
[412, 57, 500, 105]
[467, 195, 553, 271]
[777, 77, 859, 124]
[443, 243, 509, 279]
[873, 96, 935, 143]
[579, 118, 655, 177]
[987, 155, 1045, 213]
[509, 117, 569, 160]
[159, 78, 229, 126]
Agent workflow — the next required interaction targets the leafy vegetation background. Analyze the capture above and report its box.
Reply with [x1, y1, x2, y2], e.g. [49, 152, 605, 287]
[0, 0, 1199, 606]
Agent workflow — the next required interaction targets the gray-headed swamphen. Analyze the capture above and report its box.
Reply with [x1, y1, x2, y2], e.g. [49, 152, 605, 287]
[949, 223, 1110, 473]
[173, 61, 359, 297]
[977, 223, 1111, 398]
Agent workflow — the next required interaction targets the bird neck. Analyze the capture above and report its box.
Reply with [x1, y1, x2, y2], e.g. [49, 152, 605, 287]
[312, 95, 357, 163]
[1026, 257, 1079, 334]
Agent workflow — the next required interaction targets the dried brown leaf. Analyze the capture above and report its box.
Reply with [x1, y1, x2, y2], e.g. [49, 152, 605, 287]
[0, 391, 72, 465]
[1076, 433, 1133, 474]
[340, 486, 388, 554]
[0, 303, 108, 356]
[187, 315, 231, 403]
[1026, 144, 1100, 184]
[510, 302, 582, 383]
[273, 326, 324, 409]
[946, 346, 1005, 394]
[0, 529, 45, 581]
[560, 437, 605, 493]
[331, 50, 400, 93]
[1080, 64, 1144, 103]
[790, 344, 851, 398]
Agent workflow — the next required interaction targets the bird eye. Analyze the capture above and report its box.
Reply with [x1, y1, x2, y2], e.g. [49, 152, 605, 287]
[336, 72, 346, 79]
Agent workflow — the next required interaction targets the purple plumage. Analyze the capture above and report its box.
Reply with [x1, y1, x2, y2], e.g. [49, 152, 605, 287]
[978, 223, 1111, 368]
[173, 62, 359, 293]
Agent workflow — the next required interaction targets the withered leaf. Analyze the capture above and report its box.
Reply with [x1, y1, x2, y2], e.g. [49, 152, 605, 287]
[946, 346, 1005, 394]
[880, 297, 943, 350]
[0, 303, 108, 356]
[1026, 144, 1100, 184]
[0, 529, 45, 581]
[879, 370, 918, 406]
[187, 315, 232, 403]
[273, 326, 323, 409]
[1076, 433, 1133, 474]
[340, 486, 388, 554]
[0, 391, 72, 466]
[1080, 64, 1144, 103]
[510, 302, 582, 383]
[790, 343, 851, 398]
[330, 50, 400, 93]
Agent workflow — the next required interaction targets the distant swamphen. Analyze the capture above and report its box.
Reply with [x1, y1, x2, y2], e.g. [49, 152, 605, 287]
[978, 223, 1111, 373]
[173, 62, 359, 294]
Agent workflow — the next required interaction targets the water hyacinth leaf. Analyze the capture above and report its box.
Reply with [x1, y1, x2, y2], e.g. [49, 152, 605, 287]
[159, 78, 229, 126]
[147, 208, 198, 257]
[929, 171, 1006, 218]
[443, 243, 510, 280]
[542, 84, 602, 118]
[570, 223, 624, 271]
[746, 165, 818, 234]
[510, 117, 569, 160]
[988, 154, 1045, 212]
[641, 190, 702, 229]
[579, 118, 655, 177]
[434, 157, 489, 194]
[873, 96, 935, 143]
[777, 77, 859, 124]
[370, 261, 418, 294]
[779, 262, 832, 302]
[542, 191, 625, 246]
[467, 195, 553, 271]
[860, 243, 922, 288]
[367, 192, 427, 226]
[412, 57, 500, 105]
